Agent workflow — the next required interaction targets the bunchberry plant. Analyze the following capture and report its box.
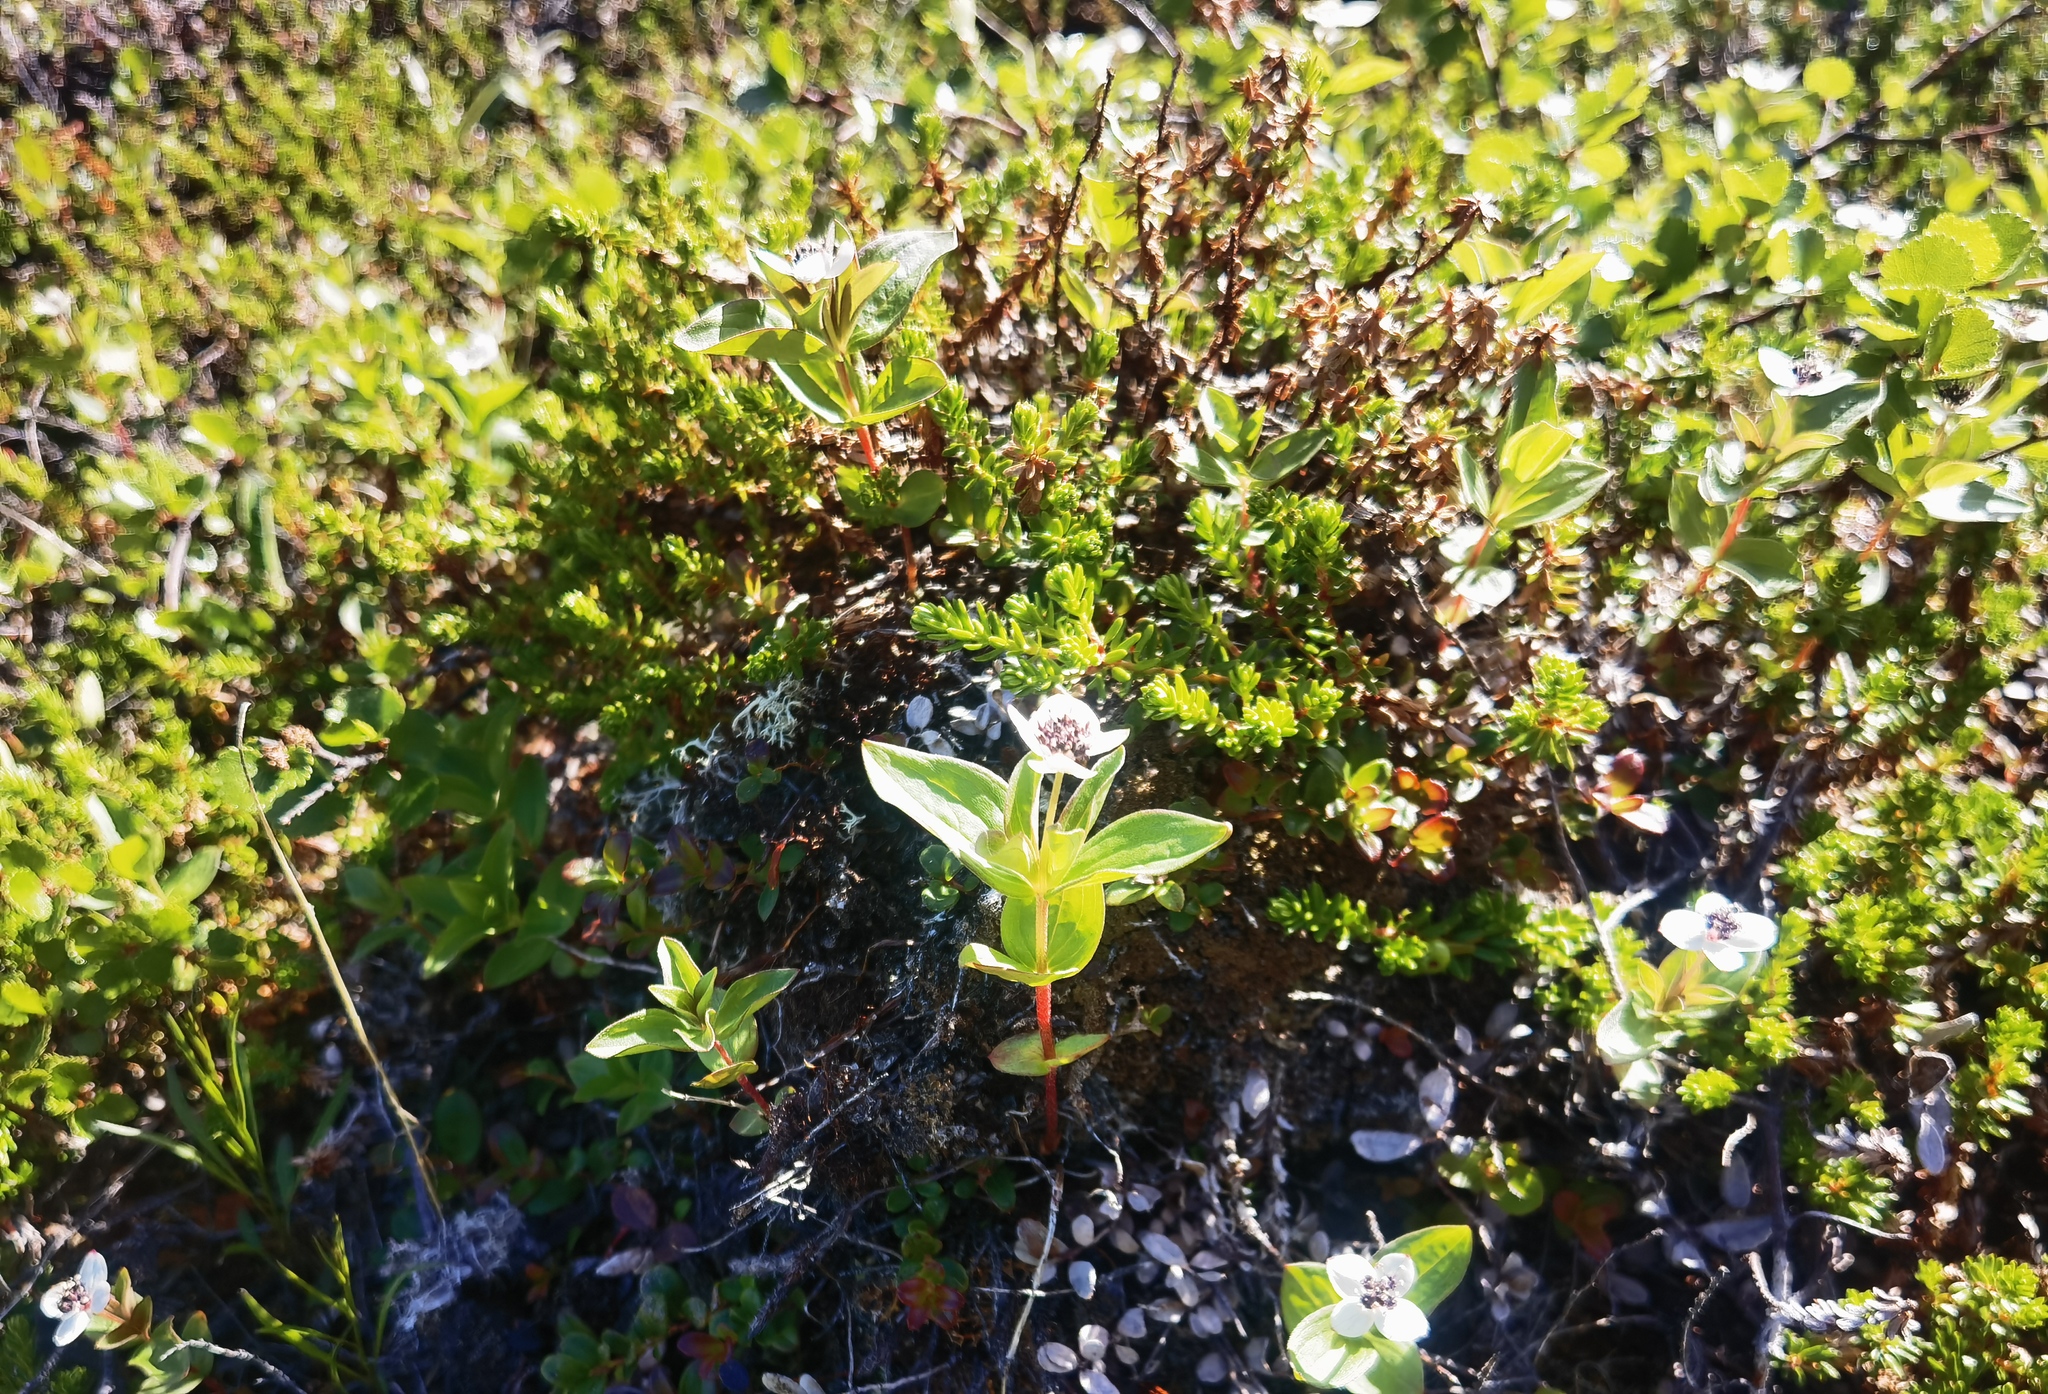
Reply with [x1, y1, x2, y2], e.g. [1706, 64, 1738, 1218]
[676, 224, 957, 555]
[1596, 892, 1783, 1101]
[1281, 1225, 1472, 1394]
[585, 938, 795, 1135]
[864, 695, 1230, 1150]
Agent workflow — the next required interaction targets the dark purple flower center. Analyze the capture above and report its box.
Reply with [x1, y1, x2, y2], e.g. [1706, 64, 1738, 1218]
[1035, 714, 1091, 761]
[1704, 909, 1741, 943]
[1350, 1273, 1399, 1309]
[50, 1283, 89, 1314]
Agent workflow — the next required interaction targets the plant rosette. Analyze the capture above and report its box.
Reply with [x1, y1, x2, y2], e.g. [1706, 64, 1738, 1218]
[1281, 1226, 1472, 1394]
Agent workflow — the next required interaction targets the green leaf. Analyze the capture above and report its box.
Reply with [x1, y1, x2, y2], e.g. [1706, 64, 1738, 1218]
[1492, 457, 1610, 531]
[850, 229, 957, 350]
[1879, 232, 1979, 294]
[108, 833, 162, 883]
[1377, 1225, 1474, 1313]
[995, 882, 1106, 978]
[1920, 479, 2028, 523]
[1923, 304, 2001, 379]
[482, 936, 558, 987]
[1005, 754, 1044, 841]
[1063, 809, 1230, 887]
[1281, 1263, 1342, 1330]
[422, 914, 490, 976]
[989, 1031, 1109, 1076]
[1286, 1305, 1382, 1393]
[770, 357, 854, 424]
[1718, 536, 1803, 597]
[958, 940, 1064, 985]
[861, 741, 1028, 893]
[1056, 744, 1124, 835]
[1361, 1336, 1424, 1394]
[2, 867, 50, 920]
[717, 969, 797, 1027]
[159, 847, 221, 906]
[658, 937, 704, 992]
[1802, 56, 1855, 101]
[1496, 420, 1575, 487]
[1198, 387, 1249, 454]
[694, 1057, 759, 1090]
[853, 358, 947, 425]
[1510, 250, 1602, 322]
[517, 855, 582, 940]
[1249, 428, 1331, 486]
[586, 1008, 713, 1058]
[673, 298, 798, 354]
[433, 1088, 483, 1165]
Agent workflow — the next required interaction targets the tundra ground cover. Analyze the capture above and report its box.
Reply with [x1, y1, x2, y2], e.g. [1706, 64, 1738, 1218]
[4, 0, 2048, 1390]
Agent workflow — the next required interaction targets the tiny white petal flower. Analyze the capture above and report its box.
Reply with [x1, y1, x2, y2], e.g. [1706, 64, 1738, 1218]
[1660, 892, 1778, 972]
[1009, 694, 1127, 779]
[757, 229, 856, 286]
[1323, 1250, 1422, 1342]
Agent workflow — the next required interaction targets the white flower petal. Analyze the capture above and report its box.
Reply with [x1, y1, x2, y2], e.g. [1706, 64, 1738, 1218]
[1378, 1299, 1430, 1344]
[39, 1284, 70, 1319]
[1693, 892, 1732, 916]
[1658, 909, 1707, 950]
[54, 1309, 87, 1346]
[1728, 913, 1779, 951]
[1087, 726, 1130, 757]
[1703, 943, 1748, 973]
[78, 1252, 106, 1288]
[1325, 1252, 1374, 1299]
[1374, 1251, 1419, 1297]
[84, 1280, 110, 1312]
[1328, 1297, 1377, 1339]
[1757, 347, 1800, 389]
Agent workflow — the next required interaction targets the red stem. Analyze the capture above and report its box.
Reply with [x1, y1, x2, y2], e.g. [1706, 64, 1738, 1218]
[1683, 496, 1754, 599]
[857, 424, 881, 474]
[1037, 983, 1058, 1153]
[715, 1040, 772, 1115]
[901, 525, 919, 592]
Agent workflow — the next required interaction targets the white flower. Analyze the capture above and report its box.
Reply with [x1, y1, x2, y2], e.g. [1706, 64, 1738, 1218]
[40, 1250, 110, 1346]
[949, 680, 1009, 740]
[756, 228, 855, 287]
[1758, 346, 1860, 398]
[1658, 892, 1777, 972]
[1008, 694, 1127, 779]
[1325, 1250, 1429, 1343]
[1481, 1252, 1538, 1323]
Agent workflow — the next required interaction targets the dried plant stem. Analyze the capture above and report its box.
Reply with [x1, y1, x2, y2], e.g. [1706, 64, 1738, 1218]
[235, 703, 442, 1230]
